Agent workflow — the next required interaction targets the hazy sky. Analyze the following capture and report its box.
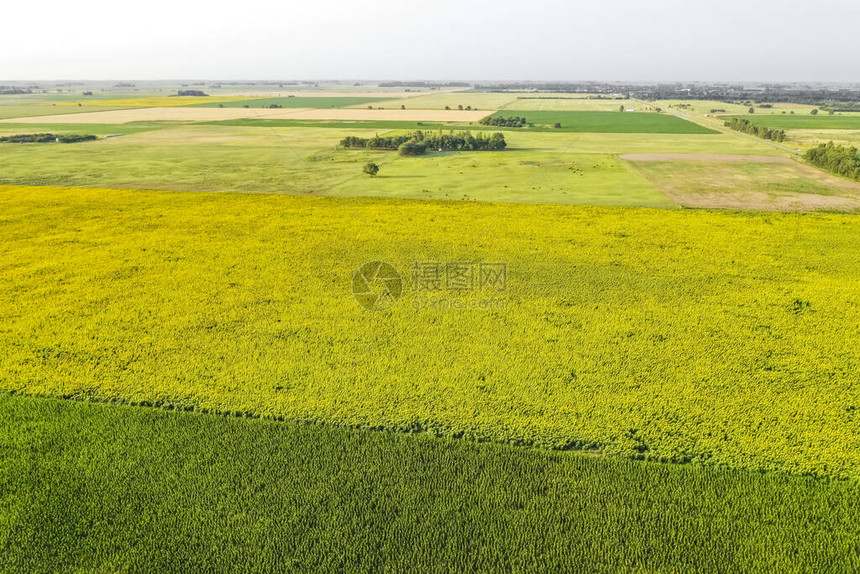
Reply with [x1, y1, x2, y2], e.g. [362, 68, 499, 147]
[3, 0, 858, 82]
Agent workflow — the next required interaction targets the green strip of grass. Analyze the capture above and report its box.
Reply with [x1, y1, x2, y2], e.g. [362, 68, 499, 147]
[1, 393, 857, 573]
[722, 115, 860, 130]
[488, 110, 718, 134]
[0, 122, 166, 135]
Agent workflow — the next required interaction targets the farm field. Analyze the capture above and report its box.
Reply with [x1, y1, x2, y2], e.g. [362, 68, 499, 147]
[4, 110, 850, 211]
[0, 104, 133, 120]
[782, 129, 860, 149]
[50, 95, 256, 107]
[373, 91, 522, 110]
[626, 154, 860, 211]
[2, 186, 860, 479]
[190, 96, 394, 108]
[0, 123, 807, 207]
[723, 115, 860, 130]
[0, 107, 492, 124]
[2, 79, 860, 572]
[502, 97, 651, 111]
[2, 393, 858, 573]
[485, 110, 718, 133]
[331, 151, 674, 206]
[657, 99, 823, 117]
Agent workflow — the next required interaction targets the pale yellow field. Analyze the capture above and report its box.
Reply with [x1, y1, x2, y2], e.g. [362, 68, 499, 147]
[504, 97, 645, 111]
[374, 92, 521, 110]
[784, 129, 860, 149]
[225, 91, 425, 99]
[627, 154, 860, 212]
[51, 96, 254, 108]
[0, 107, 309, 124]
[281, 108, 493, 121]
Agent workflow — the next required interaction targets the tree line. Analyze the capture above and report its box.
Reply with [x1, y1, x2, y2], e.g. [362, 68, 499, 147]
[0, 133, 97, 144]
[724, 118, 786, 142]
[805, 142, 860, 181]
[479, 115, 527, 127]
[341, 130, 506, 155]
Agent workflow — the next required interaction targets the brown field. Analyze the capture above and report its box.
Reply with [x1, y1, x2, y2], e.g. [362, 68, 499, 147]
[625, 154, 860, 212]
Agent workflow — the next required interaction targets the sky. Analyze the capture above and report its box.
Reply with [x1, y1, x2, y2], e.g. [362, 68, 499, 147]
[2, 0, 858, 82]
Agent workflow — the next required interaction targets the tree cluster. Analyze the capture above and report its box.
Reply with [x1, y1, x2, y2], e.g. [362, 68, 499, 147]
[341, 130, 506, 155]
[0, 133, 97, 144]
[805, 142, 860, 181]
[174, 90, 209, 97]
[724, 118, 786, 142]
[478, 115, 527, 127]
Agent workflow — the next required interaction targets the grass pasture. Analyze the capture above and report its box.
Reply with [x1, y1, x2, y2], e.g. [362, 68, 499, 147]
[0, 120, 809, 206]
[626, 155, 860, 211]
[1, 186, 859, 479]
[2, 393, 857, 574]
[0, 125, 383, 192]
[331, 150, 672, 207]
[489, 110, 718, 134]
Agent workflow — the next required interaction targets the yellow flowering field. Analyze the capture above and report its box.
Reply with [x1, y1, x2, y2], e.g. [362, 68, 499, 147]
[1, 185, 858, 478]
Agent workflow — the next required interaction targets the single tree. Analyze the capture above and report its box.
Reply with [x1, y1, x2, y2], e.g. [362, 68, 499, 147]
[363, 162, 379, 177]
[811, 109, 819, 115]
[619, 105, 625, 112]
[748, 108, 755, 114]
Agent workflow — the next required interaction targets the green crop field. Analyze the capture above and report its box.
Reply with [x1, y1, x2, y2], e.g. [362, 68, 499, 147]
[486, 110, 718, 133]
[191, 96, 394, 108]
[2, 185, 860, 479]
[2, 393, 857, 573]
[723, 115, 860, 130]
